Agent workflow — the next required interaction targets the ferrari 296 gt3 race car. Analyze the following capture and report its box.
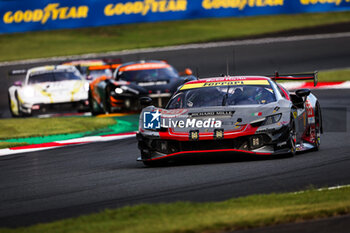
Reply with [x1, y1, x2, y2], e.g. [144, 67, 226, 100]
[137, 73, 322, 165]
[88, 60, 196, 115]
[8, 65, 89, 117]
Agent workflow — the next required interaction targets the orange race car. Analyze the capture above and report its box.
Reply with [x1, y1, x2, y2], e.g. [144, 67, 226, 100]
[88, 60, 196, 115]
[62, 59, 121, 81]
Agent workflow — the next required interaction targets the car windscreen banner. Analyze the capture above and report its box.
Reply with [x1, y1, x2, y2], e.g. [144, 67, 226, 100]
[1, 0, 350, 34]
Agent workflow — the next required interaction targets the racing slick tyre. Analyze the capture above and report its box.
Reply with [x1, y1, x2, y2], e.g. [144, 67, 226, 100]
[287, 114, 297, 157]
[313, 103, 322, 151]
[13, 91, 25, 117]
[104, 89, 112, 114]
[89, 90, 103, 116]
[8, 92, 17, 117]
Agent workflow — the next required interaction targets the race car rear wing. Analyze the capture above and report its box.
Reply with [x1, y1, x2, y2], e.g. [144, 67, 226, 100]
[267, 71, 318, 87]
[87, 64, 121, 71]
[8, 69, 27, 76]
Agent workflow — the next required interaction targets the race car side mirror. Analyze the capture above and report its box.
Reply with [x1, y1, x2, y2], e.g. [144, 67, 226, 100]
[295, 89, 311, 98]
[139, 97, 153, 107]
[14, 81, 22, 87]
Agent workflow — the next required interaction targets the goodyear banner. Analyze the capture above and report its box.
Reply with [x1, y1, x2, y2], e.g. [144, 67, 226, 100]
[1, 0, 350, 34]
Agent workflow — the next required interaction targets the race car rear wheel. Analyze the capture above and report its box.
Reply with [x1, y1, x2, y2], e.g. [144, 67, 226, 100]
[288, 115, 297, 157]
[89, 90, 103, 116]
[313, 104, 321, 151]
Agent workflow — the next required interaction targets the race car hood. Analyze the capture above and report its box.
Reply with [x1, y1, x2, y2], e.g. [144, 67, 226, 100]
[113, 77, 186, 95]
[20, 80, 88, 103]
[30, 80, 86, 95]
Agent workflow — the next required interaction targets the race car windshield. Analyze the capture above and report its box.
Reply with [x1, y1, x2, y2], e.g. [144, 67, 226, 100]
[117, 67, 178, 82]
[28, 72, 81, 84]
[167, 85, 276, 109]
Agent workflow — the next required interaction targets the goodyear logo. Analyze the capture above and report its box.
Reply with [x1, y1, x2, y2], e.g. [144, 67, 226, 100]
[3, 3, 88, 24]
[202, 0, 284, 10]
[104, 0, 187, 16]
[180, 80, 270, 90]
[300, 0, 349, 5]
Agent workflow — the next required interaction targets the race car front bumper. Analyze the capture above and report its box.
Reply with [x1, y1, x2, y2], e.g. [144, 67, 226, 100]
[110, 92, 172, 111]
[21, 100, 89, 115]
[137, 126, 292, 162]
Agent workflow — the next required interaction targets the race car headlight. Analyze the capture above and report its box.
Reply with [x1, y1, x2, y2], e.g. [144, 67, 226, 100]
[250, 114, 282, 127]
[263, 113, 282, 126]
[115, 87, 123, 94]
[122, 86, 139, 95]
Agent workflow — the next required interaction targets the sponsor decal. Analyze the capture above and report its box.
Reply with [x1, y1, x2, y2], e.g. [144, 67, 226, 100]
[3, 3, 88, 24]
[159, 109, 188, 118]
[251, 112, 262, 116]
[119, 63, 170, 72]
[2, 0, 350, 34]
[143, 110, 161, 129]
[305, 100, 315, 117]
[189, 111, 234, 117]
[143, 110, 222, 129]
[214, 129, 224, 139]
[300, 0, 344, 6]
[181, 80, 269, 90]
[161, 117, 222, 128]
[189, 130, 199, 141]
[308, 116, 315, 124]
[104, 0, 187, 17]
[202, 0, 284, 10]
[293, 111, 298, 119]
[138, 81, 168, 86]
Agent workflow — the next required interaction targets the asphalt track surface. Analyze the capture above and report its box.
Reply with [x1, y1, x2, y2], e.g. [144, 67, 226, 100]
[0, 34, 350, 229]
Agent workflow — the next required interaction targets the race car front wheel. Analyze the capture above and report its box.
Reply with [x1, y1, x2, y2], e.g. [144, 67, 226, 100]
[13, 91, 24, 117]
[8, 92, 17, 117]
[288, 115, 297, 157]
[104, 90, 112, 114]
[89, 90, 103, 116]
[313, 103, 321, 151]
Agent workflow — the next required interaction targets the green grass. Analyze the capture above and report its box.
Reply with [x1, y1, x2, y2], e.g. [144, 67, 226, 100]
[1, 11, 350, 62]
[0, 142, 28, 148]
[0, 117, 116, 140]
[2, 186, 350, 233]
[318, 68, 350, 82]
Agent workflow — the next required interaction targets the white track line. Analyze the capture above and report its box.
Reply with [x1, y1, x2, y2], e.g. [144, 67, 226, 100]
[282, 81, 350, 90]
[1, 32, 350, 67]
[0, 132, 136, 157]
[293, 184, 350, 194]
